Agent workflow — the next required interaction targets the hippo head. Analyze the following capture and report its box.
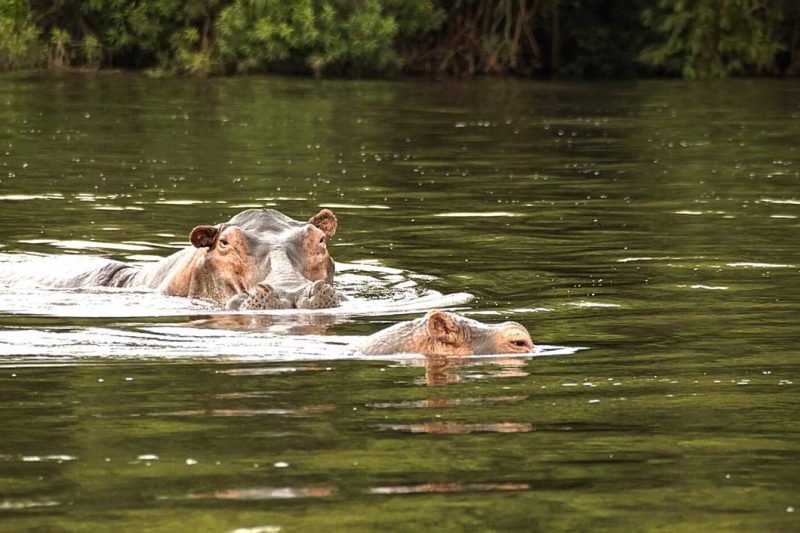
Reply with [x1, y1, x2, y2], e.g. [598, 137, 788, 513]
[423, 310, 534, 356]
[355, 310, 534, 356]
[183, 209, 339, 308]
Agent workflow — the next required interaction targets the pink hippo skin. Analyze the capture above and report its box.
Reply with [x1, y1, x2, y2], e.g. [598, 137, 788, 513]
[354, 310, 534, 356]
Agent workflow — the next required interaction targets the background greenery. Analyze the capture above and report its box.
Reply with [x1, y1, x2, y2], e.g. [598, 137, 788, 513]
[2, 0, 800, 78]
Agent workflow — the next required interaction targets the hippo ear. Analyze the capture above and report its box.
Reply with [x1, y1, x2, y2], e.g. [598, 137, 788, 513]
[309, 209, 337, 238]
[190, 225, 220, 248]
[426, 310, 459, 344]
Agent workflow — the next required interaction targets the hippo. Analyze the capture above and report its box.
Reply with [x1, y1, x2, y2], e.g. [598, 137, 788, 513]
[20, 209, 345, 310]
[353, 310, 534, 356]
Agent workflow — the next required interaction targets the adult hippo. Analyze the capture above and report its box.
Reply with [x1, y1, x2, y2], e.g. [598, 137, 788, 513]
[353, 310, 534, 356]
[33, 208, 345, 310]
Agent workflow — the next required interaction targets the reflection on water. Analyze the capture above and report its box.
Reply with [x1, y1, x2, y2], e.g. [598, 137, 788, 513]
[373, 421, 534, 434]
[0, 499, 62, 510]
[187, 486, 336, 501]
[365, 394, 528, 409]
[0, 75, 798, 531]
[367, 483, 531, 495]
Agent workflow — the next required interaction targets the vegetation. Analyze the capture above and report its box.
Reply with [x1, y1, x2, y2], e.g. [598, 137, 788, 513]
[0, 0, 38, 70]
[1, 0, 799, 78]
[640, 0, 800, 78]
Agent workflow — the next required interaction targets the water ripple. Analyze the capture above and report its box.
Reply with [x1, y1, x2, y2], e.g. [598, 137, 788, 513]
[368, 482, 530, 495]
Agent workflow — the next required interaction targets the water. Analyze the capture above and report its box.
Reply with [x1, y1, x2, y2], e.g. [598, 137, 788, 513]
[0, 73, 799, 531]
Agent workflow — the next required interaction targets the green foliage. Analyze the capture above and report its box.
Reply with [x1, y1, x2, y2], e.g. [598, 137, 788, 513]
[170, 27, 215, 75]
[0, 0, 40, 70]
[640, 0, 786, 78]
[48, 27, 72, 69]
[1, 0, 799, 77]
[83, 34, 103, 68]
[100, 1, 183, 67]
[216, 0, 428, 76]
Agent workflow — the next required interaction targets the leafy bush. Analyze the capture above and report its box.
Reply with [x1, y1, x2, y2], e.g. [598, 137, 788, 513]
[48, 28, 71, 69]
[83, 34, 103, 68]
[640, 0, 788, 78]
[0, 0, 799, 78]
[216, 0, 437, 76]
[0, 0, 40, 70]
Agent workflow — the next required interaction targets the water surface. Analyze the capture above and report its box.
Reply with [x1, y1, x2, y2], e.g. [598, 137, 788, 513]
[0, 74, 799, 531]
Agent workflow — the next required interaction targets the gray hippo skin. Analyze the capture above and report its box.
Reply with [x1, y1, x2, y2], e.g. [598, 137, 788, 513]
[19, 209, 346, 310]
[354, 310, 534, 356]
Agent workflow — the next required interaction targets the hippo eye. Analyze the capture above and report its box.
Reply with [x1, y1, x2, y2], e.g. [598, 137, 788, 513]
[512, 340, 528, 348]
[219, 238, 229, 247]
[319, 236, 326, 244]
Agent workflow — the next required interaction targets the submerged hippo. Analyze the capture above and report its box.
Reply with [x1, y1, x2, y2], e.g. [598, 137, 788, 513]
[354, 310, 534, 356]
[24, 209, 345, 310]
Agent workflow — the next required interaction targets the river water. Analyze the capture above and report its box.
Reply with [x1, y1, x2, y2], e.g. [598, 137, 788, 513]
[0, 73, 798, 531]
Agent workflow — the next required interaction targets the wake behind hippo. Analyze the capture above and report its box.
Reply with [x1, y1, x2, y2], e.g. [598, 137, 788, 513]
[3, 209, 345, 310]
[354, 310, 534, 356]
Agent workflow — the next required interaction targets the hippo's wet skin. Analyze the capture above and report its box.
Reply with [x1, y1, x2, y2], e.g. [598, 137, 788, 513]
[35, 209, 346, 310]
[354, 310, 534, 356]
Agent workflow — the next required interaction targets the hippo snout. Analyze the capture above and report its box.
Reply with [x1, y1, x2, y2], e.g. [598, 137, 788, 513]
[494, 322, 534, 353]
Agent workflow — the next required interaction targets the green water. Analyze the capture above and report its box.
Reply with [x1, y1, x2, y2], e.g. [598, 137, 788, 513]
[1, 73, 799, 531]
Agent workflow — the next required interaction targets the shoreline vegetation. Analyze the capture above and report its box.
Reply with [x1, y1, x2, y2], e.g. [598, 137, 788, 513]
[2, 1, 799, 80]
